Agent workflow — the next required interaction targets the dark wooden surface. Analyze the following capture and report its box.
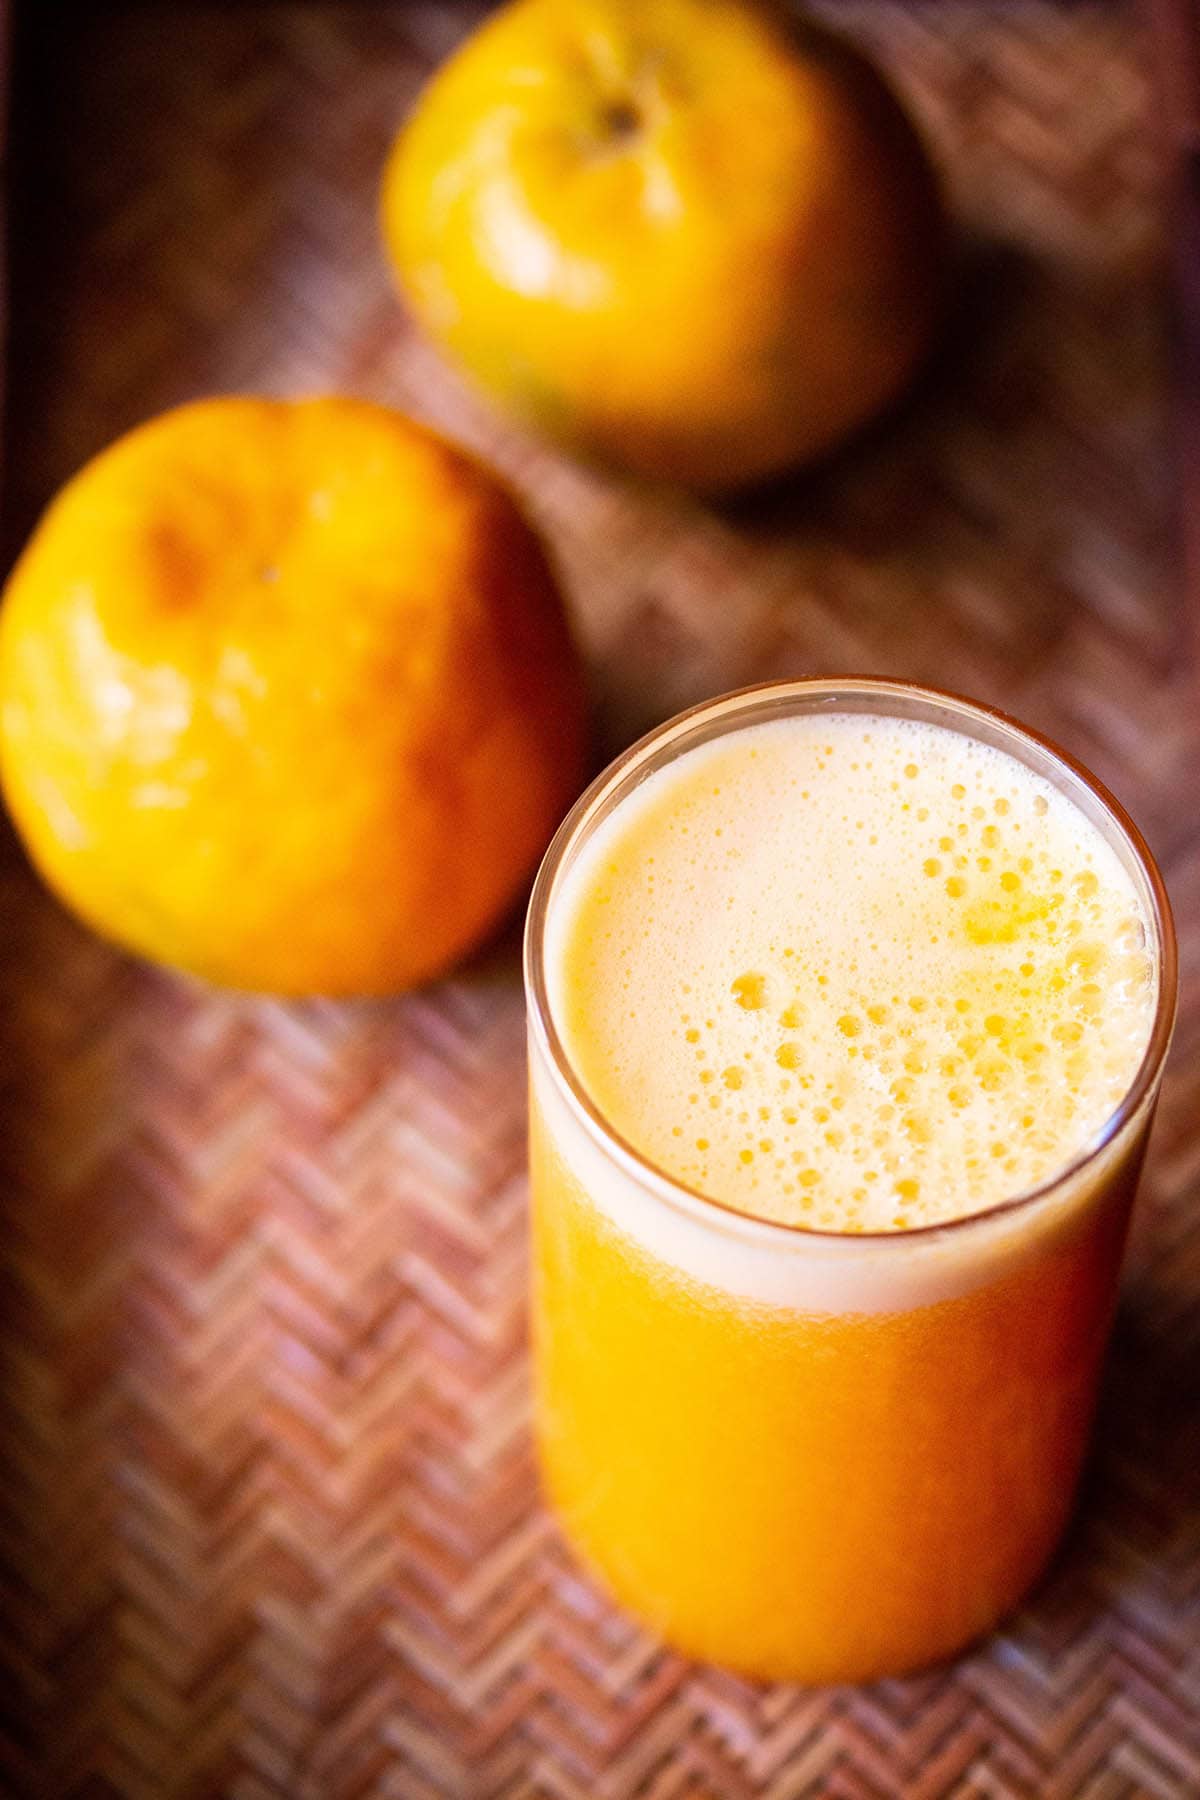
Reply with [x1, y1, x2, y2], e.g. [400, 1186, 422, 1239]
[1144, 0, 1200, 646]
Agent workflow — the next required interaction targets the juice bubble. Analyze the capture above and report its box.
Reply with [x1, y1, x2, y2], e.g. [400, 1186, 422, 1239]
[551, 713, 1156, 1233]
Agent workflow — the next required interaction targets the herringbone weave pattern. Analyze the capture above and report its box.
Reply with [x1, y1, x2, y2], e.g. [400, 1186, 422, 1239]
[1, 3, 1198, 1796]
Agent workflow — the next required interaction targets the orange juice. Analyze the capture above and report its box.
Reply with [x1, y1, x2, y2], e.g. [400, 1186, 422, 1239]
[525, 681, 1174, 1682]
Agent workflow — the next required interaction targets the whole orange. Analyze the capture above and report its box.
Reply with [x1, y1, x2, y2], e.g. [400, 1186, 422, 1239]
[0, 396, 587, 995]
[382, 0, 946, 492]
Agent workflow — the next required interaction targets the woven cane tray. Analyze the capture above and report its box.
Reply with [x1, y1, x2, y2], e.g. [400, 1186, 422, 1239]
[2, 4, 1198, 1796]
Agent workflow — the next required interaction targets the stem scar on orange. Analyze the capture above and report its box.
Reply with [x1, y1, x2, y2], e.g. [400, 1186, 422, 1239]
[382, 0, 947, 492]
[0, 396, 588, 995]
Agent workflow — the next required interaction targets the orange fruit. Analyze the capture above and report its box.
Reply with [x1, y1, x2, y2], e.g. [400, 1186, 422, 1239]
[0, 396, 587, 995]
[382, 0, 946, 492]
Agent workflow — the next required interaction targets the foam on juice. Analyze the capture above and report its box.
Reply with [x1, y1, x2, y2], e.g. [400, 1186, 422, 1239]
[547, 713, 1156, 1233]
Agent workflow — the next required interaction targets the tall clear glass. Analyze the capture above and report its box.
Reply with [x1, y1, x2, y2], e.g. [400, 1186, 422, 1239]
[524, 679, 1176, 1683]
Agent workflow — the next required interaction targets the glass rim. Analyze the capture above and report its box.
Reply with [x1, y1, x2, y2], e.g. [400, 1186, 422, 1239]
[523, 677, 1178, 1248]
